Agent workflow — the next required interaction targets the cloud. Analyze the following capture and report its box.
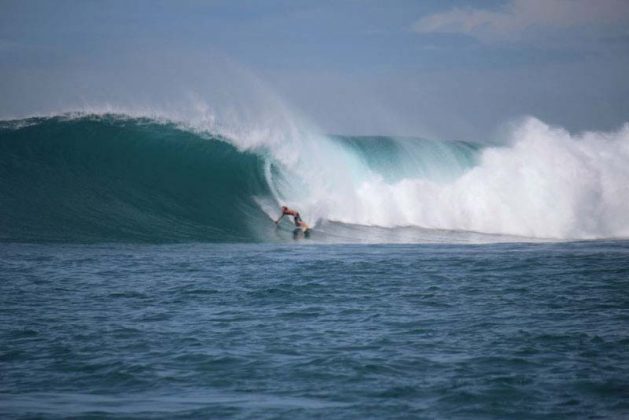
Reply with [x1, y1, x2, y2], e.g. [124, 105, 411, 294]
[413, 0, 629, 42]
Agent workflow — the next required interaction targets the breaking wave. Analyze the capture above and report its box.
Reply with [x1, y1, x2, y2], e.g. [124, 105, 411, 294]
[1, 113, 627, 243]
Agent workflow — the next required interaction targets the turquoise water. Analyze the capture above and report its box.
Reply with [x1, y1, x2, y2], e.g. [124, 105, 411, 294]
[2, 241, 628, 418]
[0, 116, 271, 243]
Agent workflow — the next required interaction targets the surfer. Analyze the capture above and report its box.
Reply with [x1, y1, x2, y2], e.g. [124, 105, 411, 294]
[275, 206, 309, 230]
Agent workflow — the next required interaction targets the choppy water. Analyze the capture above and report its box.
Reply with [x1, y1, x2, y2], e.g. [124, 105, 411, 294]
[2, 241, 628, 418]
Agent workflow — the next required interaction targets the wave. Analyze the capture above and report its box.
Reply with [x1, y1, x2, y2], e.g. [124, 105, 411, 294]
[1, 113, 628, 243]
[0, 115, 272, 242]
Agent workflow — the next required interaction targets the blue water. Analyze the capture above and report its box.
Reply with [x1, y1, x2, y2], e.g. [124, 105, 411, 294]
[2, 241, 628, 418]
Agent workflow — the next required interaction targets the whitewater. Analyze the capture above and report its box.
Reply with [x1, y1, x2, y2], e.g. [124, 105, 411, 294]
[1, 112, 628, 243]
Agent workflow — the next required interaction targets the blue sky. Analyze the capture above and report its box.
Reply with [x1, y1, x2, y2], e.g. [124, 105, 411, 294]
[1, 0, 629, 140]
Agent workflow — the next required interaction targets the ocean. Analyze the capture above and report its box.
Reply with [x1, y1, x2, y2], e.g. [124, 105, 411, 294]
[1, 115, 628, 418]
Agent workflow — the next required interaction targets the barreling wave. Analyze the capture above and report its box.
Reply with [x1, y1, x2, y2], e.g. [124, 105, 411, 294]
[0, 115, 274, 242]
[1, 113, 628, 243]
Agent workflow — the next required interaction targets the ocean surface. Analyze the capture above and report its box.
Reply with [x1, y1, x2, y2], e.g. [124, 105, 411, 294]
[2, 241, 629, 418]
[1, 115, 629, 418]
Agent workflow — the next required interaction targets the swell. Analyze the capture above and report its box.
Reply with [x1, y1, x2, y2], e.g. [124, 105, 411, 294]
[0, 115, 273, 242]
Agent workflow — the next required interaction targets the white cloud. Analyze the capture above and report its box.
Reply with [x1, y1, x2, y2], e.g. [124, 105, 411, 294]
[413, 0, 629, 42]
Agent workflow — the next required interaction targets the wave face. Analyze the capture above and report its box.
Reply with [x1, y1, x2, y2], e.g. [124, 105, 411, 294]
[1, 114, 628, 243]
[0, 116, 272, 242]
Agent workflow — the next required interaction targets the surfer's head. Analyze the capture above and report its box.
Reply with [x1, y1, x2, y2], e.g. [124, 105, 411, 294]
[281, 206, 288, 212]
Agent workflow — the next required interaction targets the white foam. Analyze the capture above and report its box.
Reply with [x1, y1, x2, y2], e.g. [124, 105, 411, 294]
[296, 117, 629, 239]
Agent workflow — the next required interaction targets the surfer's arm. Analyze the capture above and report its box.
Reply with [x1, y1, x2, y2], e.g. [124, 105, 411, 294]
[275, 214, 284, 224]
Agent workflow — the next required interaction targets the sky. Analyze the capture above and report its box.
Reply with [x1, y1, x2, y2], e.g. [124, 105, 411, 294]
[1, 0, 629, 141]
